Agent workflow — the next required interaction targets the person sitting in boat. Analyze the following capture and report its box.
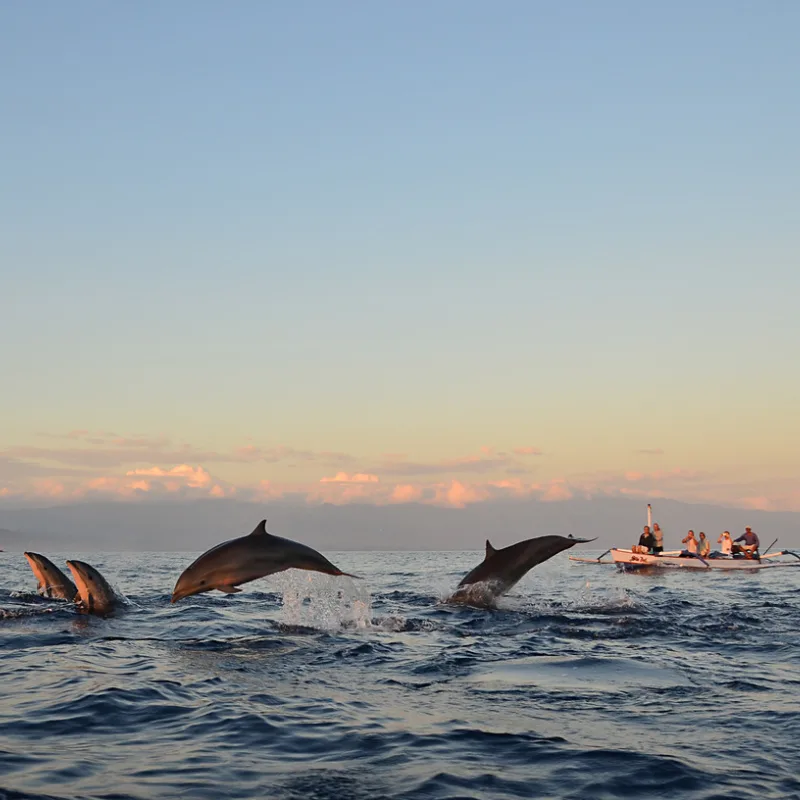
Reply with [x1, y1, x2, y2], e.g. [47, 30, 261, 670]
[717, 531, 733, 555]
[732, 527, 760, 558]
[697, 532, 711, 557]
[651, 523, 664, 554]
[638, 525, 656, 553]
[680, 530, 698, 556]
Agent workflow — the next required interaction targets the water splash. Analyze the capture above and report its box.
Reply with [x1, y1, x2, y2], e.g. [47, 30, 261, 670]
[271, 570, 373, 631]
[444, 581, 502, 608]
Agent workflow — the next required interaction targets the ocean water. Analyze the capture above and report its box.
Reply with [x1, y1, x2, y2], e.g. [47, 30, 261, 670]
[1, 549, 799, 800]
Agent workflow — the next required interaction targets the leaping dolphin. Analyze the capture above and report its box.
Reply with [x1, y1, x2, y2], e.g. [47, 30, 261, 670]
[449, 534, 595, 606]
[66, 560, 118, 616]
[23, 552, 78, 601]
[171, 520, 359, 603]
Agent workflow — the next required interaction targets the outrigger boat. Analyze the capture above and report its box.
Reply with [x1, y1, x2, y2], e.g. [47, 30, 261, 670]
[569, 503, 800, 571]
[609, 548, 800, 571]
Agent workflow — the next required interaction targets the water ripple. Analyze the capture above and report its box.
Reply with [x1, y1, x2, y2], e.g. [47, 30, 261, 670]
[1, 550, 799, 799]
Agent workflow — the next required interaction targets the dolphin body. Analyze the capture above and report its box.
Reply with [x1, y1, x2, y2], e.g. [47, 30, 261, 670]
[66, 560, 119, 616]
[171, 520, 358, 603]
[449, 534, 595, 606]
[23, 552, 78, 601]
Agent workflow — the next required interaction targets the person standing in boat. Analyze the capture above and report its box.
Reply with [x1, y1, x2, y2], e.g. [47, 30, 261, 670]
[697, 532, 711, 557]
[681, 530, 698, 554]
[638, 525, 656, 553]
[717, 531, 733, 555]
[652, 523, 664, 554]
[733, 526, 760, 558]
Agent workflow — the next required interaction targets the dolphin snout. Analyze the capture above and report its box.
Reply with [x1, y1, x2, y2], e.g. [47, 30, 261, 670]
[170, 584, 190, 604]
[171, 572, 204, 604]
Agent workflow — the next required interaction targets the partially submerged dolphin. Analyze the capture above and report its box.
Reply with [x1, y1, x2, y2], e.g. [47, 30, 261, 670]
[23, 552, 78, 601]
[449, 534, 595, 606]
[171, 520, 358, 603]
[66, 560, 119, 616]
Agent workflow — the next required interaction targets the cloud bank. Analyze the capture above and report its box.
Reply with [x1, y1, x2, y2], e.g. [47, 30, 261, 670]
[1, 431, 798, 512]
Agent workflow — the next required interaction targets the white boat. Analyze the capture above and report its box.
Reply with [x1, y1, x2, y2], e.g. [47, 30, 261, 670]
[609, 548, 800, 571]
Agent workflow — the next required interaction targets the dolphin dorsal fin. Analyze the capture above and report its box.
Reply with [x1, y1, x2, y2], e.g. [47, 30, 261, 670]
[485, 539, 497, 559]
[249, 520, 268, 536]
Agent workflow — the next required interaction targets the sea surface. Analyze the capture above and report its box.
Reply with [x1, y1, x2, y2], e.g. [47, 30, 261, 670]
[1, 549, 799, 800]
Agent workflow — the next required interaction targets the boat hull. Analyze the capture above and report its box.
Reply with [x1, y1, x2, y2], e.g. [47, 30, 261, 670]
[610, 548, 800, 571]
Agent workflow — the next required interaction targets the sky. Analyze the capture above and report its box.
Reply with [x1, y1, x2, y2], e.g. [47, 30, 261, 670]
[1, 2, 799, 516]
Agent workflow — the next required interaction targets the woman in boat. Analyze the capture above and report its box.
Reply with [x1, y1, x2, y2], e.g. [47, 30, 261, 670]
[697, 532, 711, 557]
[717, 531, 733, 555]
[652, 523, 664, 554]
[681, 530, 698, 554]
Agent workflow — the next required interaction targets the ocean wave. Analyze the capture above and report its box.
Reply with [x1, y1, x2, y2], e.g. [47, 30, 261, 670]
[1, 551, 799, 799]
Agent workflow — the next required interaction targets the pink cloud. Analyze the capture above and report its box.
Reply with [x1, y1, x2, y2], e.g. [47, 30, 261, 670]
[489, 478, 525, 491]
[539, 479, 573, 502]
[31, 479, 67, 497]
[254, 479, 286, 500]
[10, 438, 537, 488]
[308, 480, 383, 505]
[74, 465, 235, 500]
[5, 433, 800, 513]
[84, 476, 151, 497]
[320, 472, 380, 484]
[432, 480, 491, 508]
[390, 484, 423, 503]
[4, 467, 799, 513]
[86, 477, 121, 490]
[126, 464, 212, 488]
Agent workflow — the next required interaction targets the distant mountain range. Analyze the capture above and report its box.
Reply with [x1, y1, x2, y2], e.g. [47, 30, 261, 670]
[1, 496, 798, 552]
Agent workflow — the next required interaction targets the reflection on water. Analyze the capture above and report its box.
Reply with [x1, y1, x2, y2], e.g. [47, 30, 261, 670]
[1, 549, 799, 799]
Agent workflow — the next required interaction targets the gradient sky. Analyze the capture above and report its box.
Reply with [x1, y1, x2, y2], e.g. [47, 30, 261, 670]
[1, 2, 799, 512]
